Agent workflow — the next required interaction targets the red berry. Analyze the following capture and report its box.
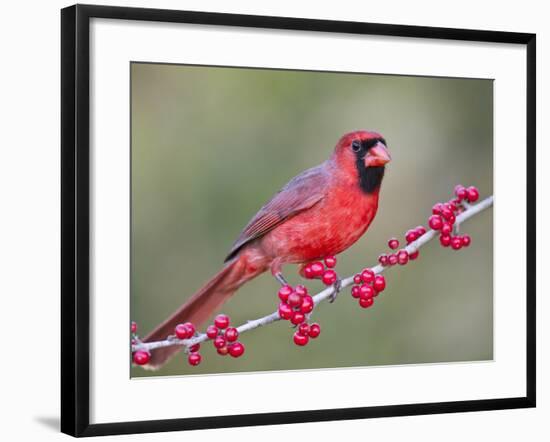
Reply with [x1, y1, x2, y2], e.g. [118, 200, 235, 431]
[409, 250, 420, 260]
[183, 322, 195, 335]
[462, 234, 472, 247]
[415, 226, 427, 236]
[360, 284, 375, 299]
[300, 295, 314, 313]
[388, 254, 398, 266]
[295, 284, 308, 296]
[378, 254, 389, 266]
[298, 323, 310, 336]
[441, 208, 454, 221]
[405, 229, 419, 243]
[451, 236, 463, 250]
[359, 297, 374, 308]
[322, 269, 337, 285]
[225, 327, 239, 342]
[439, 234, 451, 247]
[188, 352, 202, 366]
[428, 214, 443, 230]
[446, 213, 456, 225]
[131, 321, 137, 334]
[133, 350, 151, 365]
[308, 323, 321, 338]
[288, 292, 302, 307]
[388, 238, 400, 249]
[293, 332, 309, 346]
[351, 285, 361, 298]
[467, 186, 479, 202]
[455, 185, 467, 200]
[373, 275, 386, 292]
[303, 264, 315, 279]
[228, 342, 245, 357]
[213, 335, 226, 349]
[445, 202, 455, 211]
[175, 323, 193, 339]
[310, 261, 325, 277]
[441, 223, 452, 235]
[206, 325, 219, 339]
[278, 302, 293, 320]
[353, 274, 362, 284]
[360, 268, 375, 283]
[278, 285, 293, 302]
[291, 311, 306, 325]
[432, 203, 444, 215]
[397, 249, 409, 265]
[216, 346, 229, 356]
[214, 314, 230, 329]
[189, 343, 200, 353]
[324, 255, 337, 268]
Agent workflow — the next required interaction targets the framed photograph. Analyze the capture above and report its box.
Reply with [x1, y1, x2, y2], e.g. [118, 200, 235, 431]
[61, 4, 536, 437]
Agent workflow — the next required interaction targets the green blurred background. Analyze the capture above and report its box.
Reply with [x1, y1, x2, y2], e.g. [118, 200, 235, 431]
[131, 63, 493, 378]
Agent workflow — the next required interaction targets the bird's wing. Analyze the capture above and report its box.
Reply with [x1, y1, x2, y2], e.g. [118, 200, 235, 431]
[225, 165, 329, 261]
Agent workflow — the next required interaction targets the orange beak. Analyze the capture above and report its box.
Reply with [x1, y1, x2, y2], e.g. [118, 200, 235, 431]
[364, 142, 391, 167]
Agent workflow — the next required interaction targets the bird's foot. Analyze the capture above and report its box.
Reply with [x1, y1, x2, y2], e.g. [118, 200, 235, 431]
[275, 272, 289, 287]
[329, 279, 342, 303]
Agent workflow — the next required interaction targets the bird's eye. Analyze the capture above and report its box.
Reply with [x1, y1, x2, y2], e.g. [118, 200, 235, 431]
[351, 140, 361, 152]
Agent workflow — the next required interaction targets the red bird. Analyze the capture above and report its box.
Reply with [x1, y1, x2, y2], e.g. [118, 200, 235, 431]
[143, 130, 391, 368]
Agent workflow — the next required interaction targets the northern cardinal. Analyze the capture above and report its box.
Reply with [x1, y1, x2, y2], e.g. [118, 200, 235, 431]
[143, 130, 391, 369]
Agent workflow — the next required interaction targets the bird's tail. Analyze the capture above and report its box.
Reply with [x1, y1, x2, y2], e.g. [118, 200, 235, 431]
[141, 256, 253, 370]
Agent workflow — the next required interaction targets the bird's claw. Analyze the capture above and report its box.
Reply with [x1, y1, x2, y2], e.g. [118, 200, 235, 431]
[329, 279, 342, 303]
[275, 272, 289, 286]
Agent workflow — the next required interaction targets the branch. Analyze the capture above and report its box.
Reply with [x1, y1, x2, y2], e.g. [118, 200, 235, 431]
[132, 195, 493, 354]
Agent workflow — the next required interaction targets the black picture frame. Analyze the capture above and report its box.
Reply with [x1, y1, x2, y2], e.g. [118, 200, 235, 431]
[61, 4, 536, 437]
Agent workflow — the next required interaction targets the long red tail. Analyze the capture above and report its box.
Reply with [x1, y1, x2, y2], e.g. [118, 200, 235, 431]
[141, 257, 252, 369]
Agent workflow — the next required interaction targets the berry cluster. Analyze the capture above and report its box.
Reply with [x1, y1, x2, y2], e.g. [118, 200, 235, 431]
[428, 185, 477, 251]
[173, 321, 203, 366]
[303, 255, 338, 286]
[378, 226, 425, 267]
[277, 284, 321, 346]
[131, 315, 246, 367]
[293, 322, 321, 346]
[205, 314, 245, 360]
[350, 269, 386, 308]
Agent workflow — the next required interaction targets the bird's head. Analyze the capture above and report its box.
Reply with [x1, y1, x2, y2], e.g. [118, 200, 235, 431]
[331, 130, 391, 194]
